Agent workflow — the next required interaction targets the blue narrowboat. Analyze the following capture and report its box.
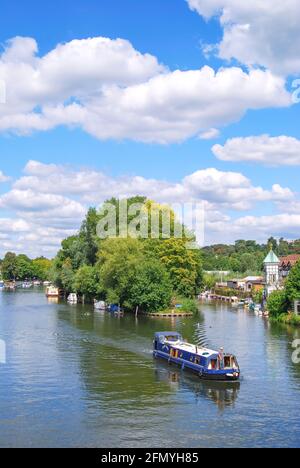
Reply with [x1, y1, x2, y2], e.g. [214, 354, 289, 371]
[153, 332, 240, 382]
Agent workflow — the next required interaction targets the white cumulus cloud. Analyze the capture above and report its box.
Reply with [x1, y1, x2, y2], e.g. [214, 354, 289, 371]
[0, 36, 292, 143]
[212, 135, 300, 166]
[0, 160, 298, 256]
[187, 0, 300, 76]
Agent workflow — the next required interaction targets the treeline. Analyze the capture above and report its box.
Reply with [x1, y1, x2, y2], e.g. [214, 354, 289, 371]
[51, 197, 203, 313]
[0, 253, 52, 281]
[202, 237, 300, 273]
[267, 261, 300, 325]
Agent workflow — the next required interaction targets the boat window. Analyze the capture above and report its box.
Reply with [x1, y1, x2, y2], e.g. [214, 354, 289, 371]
[233, 357, 239, 369]
[170, 348, 179, 358]
[210, 359, 219, 370]
[194, 357, 200, 365]
[166, 335, 181, 342]
[224, 356, 231, 368]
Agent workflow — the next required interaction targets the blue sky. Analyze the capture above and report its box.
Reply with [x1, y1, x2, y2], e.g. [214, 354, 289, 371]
[0, 0, 300, 257]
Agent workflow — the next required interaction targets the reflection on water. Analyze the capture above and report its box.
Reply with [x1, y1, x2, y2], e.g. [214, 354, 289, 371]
[0, 290, 300, 448]
[154, 362, 240, 411]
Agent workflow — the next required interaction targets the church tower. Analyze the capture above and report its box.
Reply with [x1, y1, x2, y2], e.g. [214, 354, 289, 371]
[264, 248, 280, 296]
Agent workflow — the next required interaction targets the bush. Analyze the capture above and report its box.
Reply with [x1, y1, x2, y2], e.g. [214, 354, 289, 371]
[285, 260, 300, 304]
[267, 290, 288, 318]
[214, 287, 248, 299]
[180, 298, 198, 314]
[275, 314, 300, 326]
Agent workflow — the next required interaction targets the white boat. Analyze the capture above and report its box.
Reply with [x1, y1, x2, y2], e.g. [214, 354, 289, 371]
[46, 286, 59, 298]
[43, 281, 51, 286]
[22, 282, 32, 289]
[94, 301, 106, 310]
[67, 293, 78, 304]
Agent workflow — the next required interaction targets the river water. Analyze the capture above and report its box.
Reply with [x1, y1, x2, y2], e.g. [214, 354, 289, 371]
[0, 289, 300, 448]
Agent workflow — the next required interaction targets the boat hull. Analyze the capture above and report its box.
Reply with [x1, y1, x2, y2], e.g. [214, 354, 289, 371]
[154, 350, 240, 382]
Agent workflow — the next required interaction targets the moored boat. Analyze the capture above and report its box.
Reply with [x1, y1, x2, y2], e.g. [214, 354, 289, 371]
[67, 293, 78, 304]
[94, 300, 106, 310]
[46, 286, 59, 298]
[153, 332, 240, 382]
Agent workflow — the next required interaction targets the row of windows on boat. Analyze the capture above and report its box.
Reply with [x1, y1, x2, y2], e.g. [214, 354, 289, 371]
[168, 348, 235, 370]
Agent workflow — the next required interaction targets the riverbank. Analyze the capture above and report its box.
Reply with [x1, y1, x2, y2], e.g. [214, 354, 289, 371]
[146, 311, 193, 317]
[270, 313, 300, 326]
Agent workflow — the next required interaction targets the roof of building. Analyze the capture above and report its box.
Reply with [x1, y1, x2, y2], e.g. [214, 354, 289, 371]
[243, 276, 264, 282]
[264, 250, 280, 264]
[227, 279, 245, 283]
[279, 254, 300, 267]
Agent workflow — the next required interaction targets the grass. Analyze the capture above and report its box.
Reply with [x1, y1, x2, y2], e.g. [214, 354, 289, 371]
[151, 297, 198, 315]
[270, 313, 300, 326]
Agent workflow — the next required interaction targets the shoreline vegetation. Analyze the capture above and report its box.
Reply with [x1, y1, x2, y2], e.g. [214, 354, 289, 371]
[269, 314, 300, 326]
[266, 260, 300, 326]
[1, 197, 300, 321]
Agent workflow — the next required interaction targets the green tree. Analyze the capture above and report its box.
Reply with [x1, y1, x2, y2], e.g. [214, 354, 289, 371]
[267, 237, 278, 252]
[202, 273, 217, 291]
[285, 260, 300, 303]
[60, 259, 75, 293]
[267, 290, 288, 318]
[157, 239, 203, 297]
[16, 254, 34, 280]
[57, 235, 86, 270]
[129, 260, 172, 313]
[1, 252, 18, 280]
[239, 253, 259, 273]
[79, 207, 100, 265]
[73, 265, 99, 299]
[98, 238, 144, 306]
[32, 257, 52, 281]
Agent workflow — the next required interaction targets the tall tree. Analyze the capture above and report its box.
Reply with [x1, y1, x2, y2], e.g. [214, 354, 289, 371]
[1, 252, 18, 280]
[129, 260, 172, 313]
[285, 260, 300, 303]
[156, 238, 203, 297]
[98, 238, 144, 306]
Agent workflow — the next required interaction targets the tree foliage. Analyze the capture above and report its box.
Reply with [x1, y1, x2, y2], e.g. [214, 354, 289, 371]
[0, 252, 52, 281]
[74, 265, 99, 299]
[285, 260, 300, 303]
[267, 290, 288, 318]
[129, 260, 172, 312]
[202, 237, 300, 274]
[50, 197, 204, 311]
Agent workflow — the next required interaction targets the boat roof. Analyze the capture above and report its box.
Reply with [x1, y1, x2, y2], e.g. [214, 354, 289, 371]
[155, 332, 233, 358]
[167, 340, 218, 358]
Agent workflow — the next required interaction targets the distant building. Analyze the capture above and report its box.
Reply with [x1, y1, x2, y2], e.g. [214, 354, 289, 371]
[225, 276, 264, 294]
[293, 300, 300, 316]
[227, 279, 246, 290]
[279, 255, 300, 279]
[243, 276, 265, 294]
[264, 249, 281, 297]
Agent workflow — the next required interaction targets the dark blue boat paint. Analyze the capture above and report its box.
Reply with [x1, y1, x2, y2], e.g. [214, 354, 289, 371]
[153, 332, 240, 382]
